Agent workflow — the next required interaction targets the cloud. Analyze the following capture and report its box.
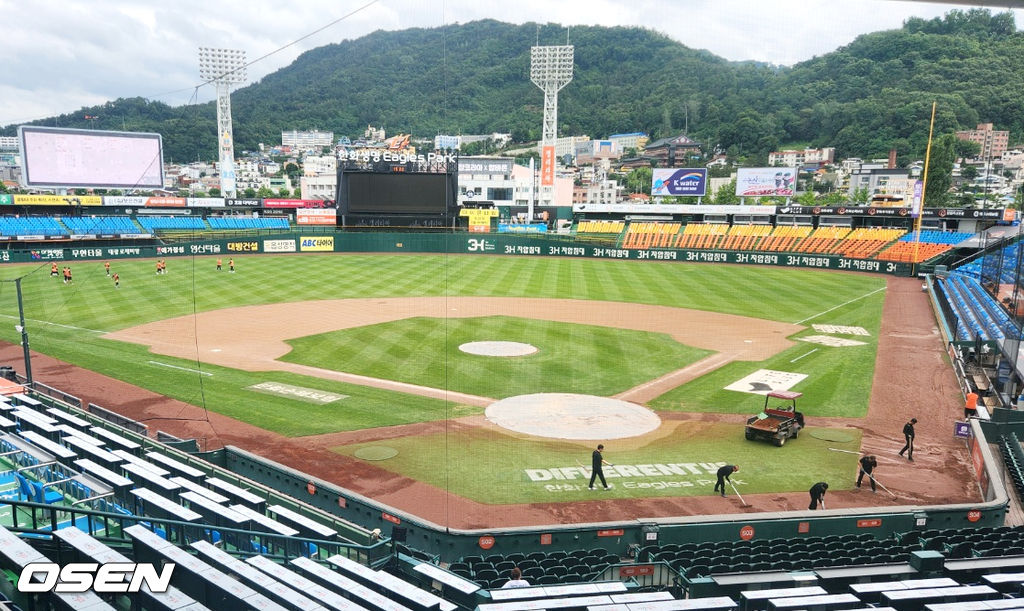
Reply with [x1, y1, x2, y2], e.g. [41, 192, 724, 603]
[1, 0, 1017, 126]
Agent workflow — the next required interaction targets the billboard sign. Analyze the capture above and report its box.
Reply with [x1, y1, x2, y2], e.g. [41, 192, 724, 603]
[19, 126, 164, 189]
[736, 167, 797, 197]
[225, 198, 261, 208]
[11, 195, 102, 206]
[300, 236, 334, 251]
[296, 209, 337, 225]
[651, 169, 707, 197]
[541, 146, 555, 186]
[264, 199, 329, 209]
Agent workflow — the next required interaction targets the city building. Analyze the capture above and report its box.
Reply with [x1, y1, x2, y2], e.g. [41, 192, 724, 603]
[768, 147, 835, 168]
[281, 130, 334, 148]
[300, 174, 337, 201]
[847, 166, 915, 201]
[643, 134, 702, 167]
[302, 156, 336, 176]
[575, 140, 620, 165]
[434, 135, 461, 151]
[571, 179, 623, 205]
[458, 157, 517, 206]
[0, 136, 18, 151]
[607, 132, 648, 152]
[957, 123, 1010, 160]
[539, 136, 590, 163]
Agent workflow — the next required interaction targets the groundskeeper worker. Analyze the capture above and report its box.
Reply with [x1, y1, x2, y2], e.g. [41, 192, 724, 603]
[714, 465, 738, 497]
[808, 481, 828, 510]
[856, 455, 878, 492]
[898, 418, 917, 462]
[589, 444, 613, 490]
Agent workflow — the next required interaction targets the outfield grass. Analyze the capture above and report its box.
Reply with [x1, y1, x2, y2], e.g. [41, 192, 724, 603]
[0, 254, 888, 435]
[282, 315, 712, 398]
[333, 421, 862, 504]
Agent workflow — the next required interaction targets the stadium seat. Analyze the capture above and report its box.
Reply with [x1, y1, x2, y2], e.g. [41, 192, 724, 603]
[30, 481, 62, 504]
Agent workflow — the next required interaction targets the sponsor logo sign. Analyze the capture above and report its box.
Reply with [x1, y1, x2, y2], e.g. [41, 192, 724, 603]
[857, 519, 882, 528]
[541, 146, 555, 186]
[739, 525, 755, 540]
[296, 208, 337, 225]
[0, 194, 11, 205]
[526, 461, 744, 494]
[573, 203, 777, 215]
[458, 159, 513, 175]
[736, 167, 797, 197]
[264, 239, 296, 253]
[812, 324, 870, 336]
[225, 198, 261, 208]
[651, 168, 707, 197]
[102, 196, 149, 207]
[18, 562, 174, 594]
[796, 335, 867, 347]
[967, 509, 982, 523]
[597, 529, 625, 537]
[226, 241, 259, 253]
[247, 381, 346, 404]
[724, 369, 807, 395]
[300, 236, 334, 252]
[498, 223, 547, 234]
[478, 536, 495, 550]
[954, 421, 972, 439]
[264, 199, 328, 209]
[187, 197, 224, 208]
[12, 195, 102, 206]
[144, 197, 186, 208]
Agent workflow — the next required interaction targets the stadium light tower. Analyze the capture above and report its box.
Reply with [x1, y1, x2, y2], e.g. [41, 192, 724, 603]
[530, 45, 574, 211]
[199, 47, 246, 198]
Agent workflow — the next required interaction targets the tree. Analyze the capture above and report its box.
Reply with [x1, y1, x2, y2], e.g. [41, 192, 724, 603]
[293, 188, 303, 198]
[277, 187, 291, 198]
[256, 186, 274, 198]
[713, 179, 739, 204]
[954, 139, 981, 160]
[209, 187, 221, 197]
[961, 165, 979, 181]
[625, 167, 652, 194]
[924, 133, 956, 207]
[796, 190, 817, 205]
[852, 188, 870, 205]
[243, 187, 257, 198]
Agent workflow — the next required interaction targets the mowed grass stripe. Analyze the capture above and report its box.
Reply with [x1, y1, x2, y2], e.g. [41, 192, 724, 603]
[282, 316, 713, 398]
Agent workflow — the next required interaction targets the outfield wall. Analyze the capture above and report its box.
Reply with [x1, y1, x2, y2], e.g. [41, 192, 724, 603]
[222, 418, 1005, 562]
[0, 232, 914, 275]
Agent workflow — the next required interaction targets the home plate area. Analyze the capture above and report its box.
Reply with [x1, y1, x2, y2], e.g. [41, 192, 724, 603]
[485, 393, 661, 440]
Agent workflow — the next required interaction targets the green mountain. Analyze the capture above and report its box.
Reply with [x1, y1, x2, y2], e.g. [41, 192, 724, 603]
[4, 9, 1021, 165]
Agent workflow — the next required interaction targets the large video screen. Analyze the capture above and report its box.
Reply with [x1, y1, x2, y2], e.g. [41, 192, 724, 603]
[19, 126, 164, 189]
[345, 173, 449, 214]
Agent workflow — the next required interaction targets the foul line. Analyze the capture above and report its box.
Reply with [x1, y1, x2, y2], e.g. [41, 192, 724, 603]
[790, 348, 818, 363]
[793, 286, 886, 325]
[147, 361, 213, 376]
[0, 313, 105, 334]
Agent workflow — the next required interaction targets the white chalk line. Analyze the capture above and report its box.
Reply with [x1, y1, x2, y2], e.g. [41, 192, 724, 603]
[0, 313, 105, 334]
[793, 286, 886, 325]
[790, 348, 818, 363]
[147, 361, 213, 376]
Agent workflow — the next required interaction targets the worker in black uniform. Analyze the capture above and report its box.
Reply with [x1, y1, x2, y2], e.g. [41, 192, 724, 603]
[856, 455, 878, 492]
[588, 444, 613, 490]
[714, 465, 739, 497]
[808, 481, 828, 510]
[898, 418, 917, 462]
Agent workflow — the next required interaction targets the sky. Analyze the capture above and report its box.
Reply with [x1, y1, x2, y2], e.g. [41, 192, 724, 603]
[1, 0, 1018, 128]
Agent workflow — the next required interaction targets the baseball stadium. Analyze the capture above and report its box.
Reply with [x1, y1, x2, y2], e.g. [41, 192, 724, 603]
[3, 9, 1024, 611]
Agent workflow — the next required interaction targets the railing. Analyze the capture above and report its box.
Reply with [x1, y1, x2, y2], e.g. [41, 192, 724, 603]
[1, 497, 391, 565]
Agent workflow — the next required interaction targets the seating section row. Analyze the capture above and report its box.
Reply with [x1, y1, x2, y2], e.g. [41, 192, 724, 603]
[0, 215, 290, 237]
[937, 273, 1016, 342]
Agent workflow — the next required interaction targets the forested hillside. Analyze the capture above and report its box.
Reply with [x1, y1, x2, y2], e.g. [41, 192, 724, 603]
[4, 9, 1020, 165]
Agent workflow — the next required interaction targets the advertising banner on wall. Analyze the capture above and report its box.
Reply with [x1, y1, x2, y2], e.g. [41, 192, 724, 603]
[459, 207, 498, 232]
[11, 195, 102, 206]
[187, 197, 225, 208]
[225, 198, 261, 208]
[102, 196, 149, 207]
[736, 168, 797, 197]
[264, 199, 328, 209]
[296, 209, 337, 225]
[651, 169, 708, 197]
[300, 236, 334, 251]
[264, 239, 297, 253]
[144, 197, 186, 208]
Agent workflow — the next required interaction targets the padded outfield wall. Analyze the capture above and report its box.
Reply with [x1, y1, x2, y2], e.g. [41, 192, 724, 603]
[0, 232, 914, 276]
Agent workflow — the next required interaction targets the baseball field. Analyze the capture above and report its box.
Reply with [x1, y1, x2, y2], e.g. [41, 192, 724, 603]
[0, 253, 977, 525]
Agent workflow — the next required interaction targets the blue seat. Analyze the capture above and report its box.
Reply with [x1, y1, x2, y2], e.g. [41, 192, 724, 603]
[29, 480, 63, 504]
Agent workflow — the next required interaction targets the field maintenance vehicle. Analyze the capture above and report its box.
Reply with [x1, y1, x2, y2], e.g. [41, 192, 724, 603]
[745, 390, 805, 447]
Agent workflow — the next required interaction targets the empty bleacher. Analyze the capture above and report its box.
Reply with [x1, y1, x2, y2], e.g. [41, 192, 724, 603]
[207, 216, 290, 230]
[0, 217, 67, 238]
[622, 222, 682, 249]
[936, 273, 1017, 342]
[576, 220, 626, 235]
[59, 216, 141, 235]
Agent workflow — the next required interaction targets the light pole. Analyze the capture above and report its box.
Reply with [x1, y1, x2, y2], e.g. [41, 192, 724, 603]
[12, 278, 31, 385]
[199, 47, 246, 199]
[530, 44, 574, 213]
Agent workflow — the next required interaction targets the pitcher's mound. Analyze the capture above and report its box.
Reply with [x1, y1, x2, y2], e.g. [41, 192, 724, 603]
[485, 393, 661, 440]
[459, 341, 538, 357]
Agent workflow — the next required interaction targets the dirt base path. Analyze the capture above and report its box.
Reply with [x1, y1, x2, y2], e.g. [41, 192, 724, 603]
[0, 277, 980, 529]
